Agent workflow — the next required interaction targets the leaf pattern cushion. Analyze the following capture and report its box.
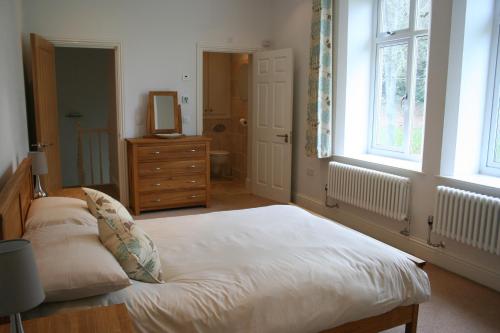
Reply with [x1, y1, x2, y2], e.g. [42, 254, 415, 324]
[97, 211, 164, 283]
[83, 188, 164, 283]
[83, 187, 133, 221]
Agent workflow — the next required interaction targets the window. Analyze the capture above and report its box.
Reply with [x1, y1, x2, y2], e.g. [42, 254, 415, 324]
[370, 0, 431, 161]
[481, 11, 500, 177]
[439, 0, 499, 183]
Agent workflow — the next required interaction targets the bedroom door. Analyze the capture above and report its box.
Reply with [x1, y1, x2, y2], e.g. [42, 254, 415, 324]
[251, 49, 293, 203]
[30, 33, 62, 192]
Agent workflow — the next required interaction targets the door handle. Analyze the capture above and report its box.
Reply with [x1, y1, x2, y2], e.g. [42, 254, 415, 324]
[31, 143, 52, 151]
[276, 134, 289, 143]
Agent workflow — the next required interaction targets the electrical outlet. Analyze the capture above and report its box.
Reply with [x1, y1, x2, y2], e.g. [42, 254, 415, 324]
[182, 96, 189, 104]
[182, 74, 191, 81]
[306, 168, 315, 176]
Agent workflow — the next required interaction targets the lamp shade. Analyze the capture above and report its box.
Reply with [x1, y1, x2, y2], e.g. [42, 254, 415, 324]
[0, 239, 45, 315]
[28, 151, 48, 175]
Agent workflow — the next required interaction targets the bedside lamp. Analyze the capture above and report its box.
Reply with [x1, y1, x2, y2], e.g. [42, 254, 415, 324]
[28, 151, 48, 199]
[0, 239, 45, 333]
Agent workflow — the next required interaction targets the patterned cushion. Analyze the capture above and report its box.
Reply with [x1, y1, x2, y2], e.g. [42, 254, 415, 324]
[83, 188, 164, 283]
[97, 212, 164, 283]
[83, 187, 133, 221]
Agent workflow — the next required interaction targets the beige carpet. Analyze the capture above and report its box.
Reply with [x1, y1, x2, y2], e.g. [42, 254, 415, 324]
[383, 263, 500, 333]
[136, 181, 500, 333]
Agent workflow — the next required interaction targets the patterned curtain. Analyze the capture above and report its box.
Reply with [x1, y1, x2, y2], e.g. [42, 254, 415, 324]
[305, 0, 334, 158]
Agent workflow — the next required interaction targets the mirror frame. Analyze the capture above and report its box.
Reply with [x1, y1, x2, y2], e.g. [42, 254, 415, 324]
[147, 91, 182, 135]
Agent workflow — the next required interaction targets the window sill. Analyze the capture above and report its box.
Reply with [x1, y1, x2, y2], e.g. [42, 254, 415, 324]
[438, 174, 500, 190]
[334, 153, 423, 174]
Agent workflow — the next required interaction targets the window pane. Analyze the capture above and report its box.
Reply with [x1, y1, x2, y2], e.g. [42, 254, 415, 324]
[416, 0, 432, 30]
[374, 43, 409, 151]
[380, 0, 410, 33]
[410, 36, 430, 156]
[494, 112, 500, 163]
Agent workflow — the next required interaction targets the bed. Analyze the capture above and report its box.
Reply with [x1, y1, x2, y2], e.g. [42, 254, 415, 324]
[0, 158, 430, 333]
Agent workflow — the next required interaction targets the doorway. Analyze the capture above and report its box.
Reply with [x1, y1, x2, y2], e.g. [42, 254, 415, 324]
[54, 47, 119, 198]
[197, 45, 294, 203]
[29, 34, 126, 202]
[202, 51, 251, 196]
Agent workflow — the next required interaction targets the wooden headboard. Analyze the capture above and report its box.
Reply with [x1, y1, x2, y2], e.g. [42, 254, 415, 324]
[0, 158, 33, 240]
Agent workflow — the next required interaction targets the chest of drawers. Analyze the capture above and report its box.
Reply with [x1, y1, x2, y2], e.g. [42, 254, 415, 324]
[126, 136, 211, 215]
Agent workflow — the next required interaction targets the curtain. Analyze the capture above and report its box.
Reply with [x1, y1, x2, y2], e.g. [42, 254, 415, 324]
[305, 0, 334, 158]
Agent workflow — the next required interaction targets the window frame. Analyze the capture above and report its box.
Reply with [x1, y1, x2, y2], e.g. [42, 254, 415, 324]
[368, 0, 431, 161]
[480, 5, 500, 177]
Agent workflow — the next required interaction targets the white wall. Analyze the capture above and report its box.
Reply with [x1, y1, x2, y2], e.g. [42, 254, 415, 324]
[273, 0, 500, 291]
[22, 0, 274, 139]
[0, 0, 29, 189]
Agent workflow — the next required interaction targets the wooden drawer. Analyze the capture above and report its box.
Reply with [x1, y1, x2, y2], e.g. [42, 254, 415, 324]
[140, 190, 206, 209]
[137, 144, 206, 162]
[127, 136, 211, 214]
[139, 174, 206, 192]
[138, 160, 206, 177]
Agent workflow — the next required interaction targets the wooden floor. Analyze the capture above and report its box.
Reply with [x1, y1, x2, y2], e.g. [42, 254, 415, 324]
[135, 179, 276, 219]
[53, 183, 119, 201]
[135, 180, 500, 333]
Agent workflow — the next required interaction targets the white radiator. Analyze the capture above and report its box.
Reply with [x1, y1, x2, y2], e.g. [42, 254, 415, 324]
[434, 186, 500, 255]
[327, 162, 411, 222]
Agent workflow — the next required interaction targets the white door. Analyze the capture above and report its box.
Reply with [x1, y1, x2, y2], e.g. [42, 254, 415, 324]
[252, 49, 293, 203]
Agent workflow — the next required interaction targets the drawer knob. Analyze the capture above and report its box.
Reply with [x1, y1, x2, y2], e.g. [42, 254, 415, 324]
[154, 183, 161, 187]
[189, 195, 199, 198]
[153, 151, 160, 155]
[189, 165, 196, 168]
[155, 167, 161, 171]
[154, 198, 161, 202]
[189, 149, 197, 152]
[188, 180, 197, 183]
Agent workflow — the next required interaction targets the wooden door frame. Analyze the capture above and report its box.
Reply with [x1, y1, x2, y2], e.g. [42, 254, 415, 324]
[196, 42, 260, 188]
[46, 37, 128, 205]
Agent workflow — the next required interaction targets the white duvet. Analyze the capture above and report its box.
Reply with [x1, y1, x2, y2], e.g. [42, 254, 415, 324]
[30, 205, 430, 333]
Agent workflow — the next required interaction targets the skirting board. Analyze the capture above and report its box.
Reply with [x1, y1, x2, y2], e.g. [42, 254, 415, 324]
[293, 192, 500, 292]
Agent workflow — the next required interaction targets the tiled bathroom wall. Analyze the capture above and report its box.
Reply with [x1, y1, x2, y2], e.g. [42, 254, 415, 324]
[203, 53, 249, 182]
[203, 118, 232, 152]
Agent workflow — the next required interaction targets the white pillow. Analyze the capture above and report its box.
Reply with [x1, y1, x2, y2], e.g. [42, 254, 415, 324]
[23, 224, 131, 302]
[25, 197, 97, 231]
[83, 188, 133, 221]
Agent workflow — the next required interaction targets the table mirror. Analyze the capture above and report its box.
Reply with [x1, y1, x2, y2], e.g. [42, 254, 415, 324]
[147, 91, 182, 135]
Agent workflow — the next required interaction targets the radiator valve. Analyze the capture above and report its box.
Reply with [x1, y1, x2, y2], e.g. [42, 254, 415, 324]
[324, 185, 339, 208]
[427, 216, 445, 248]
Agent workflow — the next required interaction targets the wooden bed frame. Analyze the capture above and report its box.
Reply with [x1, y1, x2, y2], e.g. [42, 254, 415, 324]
[0, 158, 423, 333]
[0, 158, 33, 240]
